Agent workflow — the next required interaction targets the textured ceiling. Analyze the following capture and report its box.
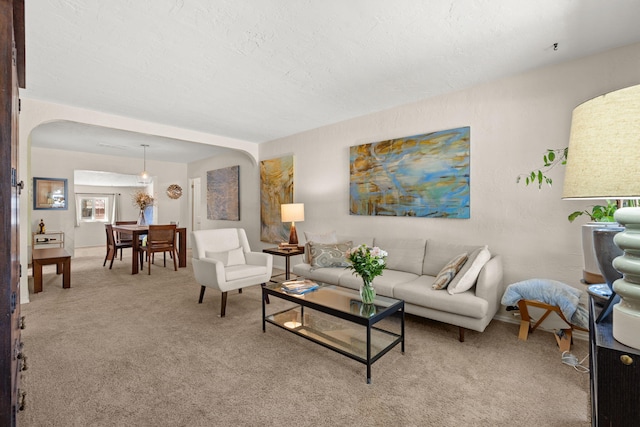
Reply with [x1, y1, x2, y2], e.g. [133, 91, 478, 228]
[24, 0, 640, 161]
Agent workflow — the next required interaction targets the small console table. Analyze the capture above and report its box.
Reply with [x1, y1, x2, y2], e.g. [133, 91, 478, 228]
[32, 248, 71, 293]
[262, 246, 304, 281]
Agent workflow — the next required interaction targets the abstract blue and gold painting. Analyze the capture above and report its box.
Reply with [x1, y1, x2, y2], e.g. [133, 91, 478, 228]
[350, 127, 470, 218]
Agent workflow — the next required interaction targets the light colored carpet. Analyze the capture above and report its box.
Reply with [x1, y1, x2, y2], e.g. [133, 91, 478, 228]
[18, 250, 590, 426]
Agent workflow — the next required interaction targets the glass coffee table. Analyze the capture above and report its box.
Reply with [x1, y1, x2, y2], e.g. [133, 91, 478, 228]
[262, 281, 405, 383]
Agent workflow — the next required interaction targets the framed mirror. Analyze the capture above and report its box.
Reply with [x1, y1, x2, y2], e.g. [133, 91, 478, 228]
[33, 177, 68, 210]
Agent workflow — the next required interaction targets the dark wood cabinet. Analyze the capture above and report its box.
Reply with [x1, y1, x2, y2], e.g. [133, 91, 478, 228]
[1, 1, 25, 425]
[590, 298, 640, 426]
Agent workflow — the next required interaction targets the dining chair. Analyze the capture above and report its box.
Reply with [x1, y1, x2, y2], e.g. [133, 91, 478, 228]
[114, 220, 137, 253]
[103, 224, 133, 269]
[139, 224, 178, 275]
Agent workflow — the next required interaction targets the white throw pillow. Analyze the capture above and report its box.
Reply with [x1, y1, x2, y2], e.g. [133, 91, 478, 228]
[205, 247, 245, 266]
[227, 247, 246, 266]
[447, 246, 491, 294]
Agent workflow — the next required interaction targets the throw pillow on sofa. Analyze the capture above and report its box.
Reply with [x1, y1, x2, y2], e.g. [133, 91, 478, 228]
[432, 253, 469, 290]
[304, 230, 338, 244]
[303, 230, 338, 263]
[309, 241, 352, 270]
[447, 245, 491, 294]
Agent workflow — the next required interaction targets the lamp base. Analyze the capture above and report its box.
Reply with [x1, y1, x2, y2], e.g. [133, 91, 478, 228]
[611, 207, 640, 350]
[613, 303, 640, 349]
[288, 223, 298, 245]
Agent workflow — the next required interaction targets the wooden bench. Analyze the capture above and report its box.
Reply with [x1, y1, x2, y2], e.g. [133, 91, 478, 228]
[32, 248, 71, 293]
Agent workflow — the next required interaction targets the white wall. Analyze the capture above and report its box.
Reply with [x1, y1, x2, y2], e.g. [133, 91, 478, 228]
[258, 42, 640, 301]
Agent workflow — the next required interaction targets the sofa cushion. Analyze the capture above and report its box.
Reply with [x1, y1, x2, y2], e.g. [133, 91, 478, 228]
[309, 241, 352, 270]
[422, 240, 482, 276]
[373, 237, 426, 276]
[293, 263, 351, 284]
[337, 235, 374, 248]
[393, 276, 489, 319]
[339, 268, 418, 297]
[304, 230, 338, 244]
[432, 253, 468, 290]
[448, 246, 491, 295]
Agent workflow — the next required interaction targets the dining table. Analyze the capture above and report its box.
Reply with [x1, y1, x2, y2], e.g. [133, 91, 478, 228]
[111, 224, 187, 274]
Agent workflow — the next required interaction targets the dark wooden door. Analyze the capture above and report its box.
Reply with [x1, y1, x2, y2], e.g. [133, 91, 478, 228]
[1, 0, 25, 425]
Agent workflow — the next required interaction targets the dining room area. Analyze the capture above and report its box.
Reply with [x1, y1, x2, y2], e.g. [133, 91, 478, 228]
[28, 165, 191, 296]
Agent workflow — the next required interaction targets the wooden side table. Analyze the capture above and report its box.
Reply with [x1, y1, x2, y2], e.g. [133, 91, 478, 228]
[32, 248, 71, 293]
[262, 247, 304, 281]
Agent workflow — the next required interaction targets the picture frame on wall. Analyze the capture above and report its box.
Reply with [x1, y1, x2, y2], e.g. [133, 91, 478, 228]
[33, 177, 68, 210]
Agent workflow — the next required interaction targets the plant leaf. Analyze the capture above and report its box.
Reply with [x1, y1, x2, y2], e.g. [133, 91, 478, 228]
[568, 211, 583, 222]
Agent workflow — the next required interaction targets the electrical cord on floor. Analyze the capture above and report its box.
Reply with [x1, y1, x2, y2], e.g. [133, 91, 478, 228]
[562, 350, 590, 373]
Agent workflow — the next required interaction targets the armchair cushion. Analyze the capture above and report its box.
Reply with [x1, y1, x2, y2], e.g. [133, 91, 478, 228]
[224, 264, 269, 282]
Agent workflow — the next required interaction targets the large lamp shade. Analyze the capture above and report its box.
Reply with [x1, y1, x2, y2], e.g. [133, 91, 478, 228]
[563, 83, 640, 349]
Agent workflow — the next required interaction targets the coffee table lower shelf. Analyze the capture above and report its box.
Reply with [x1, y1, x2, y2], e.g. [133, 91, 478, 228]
[262, 284, 404, 384]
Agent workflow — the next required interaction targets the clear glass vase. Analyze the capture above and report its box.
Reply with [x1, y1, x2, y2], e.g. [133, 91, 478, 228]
[137, 209, 146, 226]
[359, 281, 376, 305]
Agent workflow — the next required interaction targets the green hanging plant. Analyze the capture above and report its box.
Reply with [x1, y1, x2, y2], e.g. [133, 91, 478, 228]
[516, 148, 568, 189]
[516, 148, 620, 223]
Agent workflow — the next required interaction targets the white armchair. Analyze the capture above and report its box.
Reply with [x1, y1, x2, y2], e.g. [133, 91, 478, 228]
[191, 228, 273, 317]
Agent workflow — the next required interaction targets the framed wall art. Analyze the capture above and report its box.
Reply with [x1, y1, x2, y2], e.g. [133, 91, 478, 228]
[350, 127, 470, 218]
[207, 165, 240, 221]
[260, 155, 294, 243]
[33, 177, 68, 210]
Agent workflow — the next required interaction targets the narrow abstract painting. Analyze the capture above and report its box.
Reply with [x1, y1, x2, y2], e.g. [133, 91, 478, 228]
[260, 155, 294, 242]
[350, 127, 470, 218]
[207, 165, 240, 221]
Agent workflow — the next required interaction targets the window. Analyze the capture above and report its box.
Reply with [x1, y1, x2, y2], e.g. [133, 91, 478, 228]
[79, 196, 109, 222]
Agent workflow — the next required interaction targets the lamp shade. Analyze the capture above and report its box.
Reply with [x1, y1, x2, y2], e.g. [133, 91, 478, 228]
[281, 203, 304, 222]
[562, 84, 640, 199]
[562, 83, 640, 350]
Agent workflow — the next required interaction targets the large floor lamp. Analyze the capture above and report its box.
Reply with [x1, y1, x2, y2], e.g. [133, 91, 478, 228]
[562, 83, 640, 349]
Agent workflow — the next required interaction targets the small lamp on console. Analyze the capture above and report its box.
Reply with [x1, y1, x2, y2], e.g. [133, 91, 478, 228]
[563, 83, 640, 349]
[281, 203, 304, 246]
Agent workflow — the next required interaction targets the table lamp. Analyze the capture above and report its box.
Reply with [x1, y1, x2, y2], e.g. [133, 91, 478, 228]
[281, 203, 304, 245]
[562, 83, 640, 349]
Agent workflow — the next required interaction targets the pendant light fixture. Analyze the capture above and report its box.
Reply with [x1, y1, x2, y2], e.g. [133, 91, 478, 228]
[137, 144, 152, 185]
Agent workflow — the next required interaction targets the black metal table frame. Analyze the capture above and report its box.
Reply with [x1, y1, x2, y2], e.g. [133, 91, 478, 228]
[262, 284, 405, 384]
[262, 247, 305, 282]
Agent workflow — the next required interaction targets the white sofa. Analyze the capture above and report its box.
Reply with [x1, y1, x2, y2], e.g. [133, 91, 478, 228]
[292, 235, 504, 341]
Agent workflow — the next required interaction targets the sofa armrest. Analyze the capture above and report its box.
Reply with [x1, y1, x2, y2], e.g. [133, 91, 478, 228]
[474, 255, 504, 316]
